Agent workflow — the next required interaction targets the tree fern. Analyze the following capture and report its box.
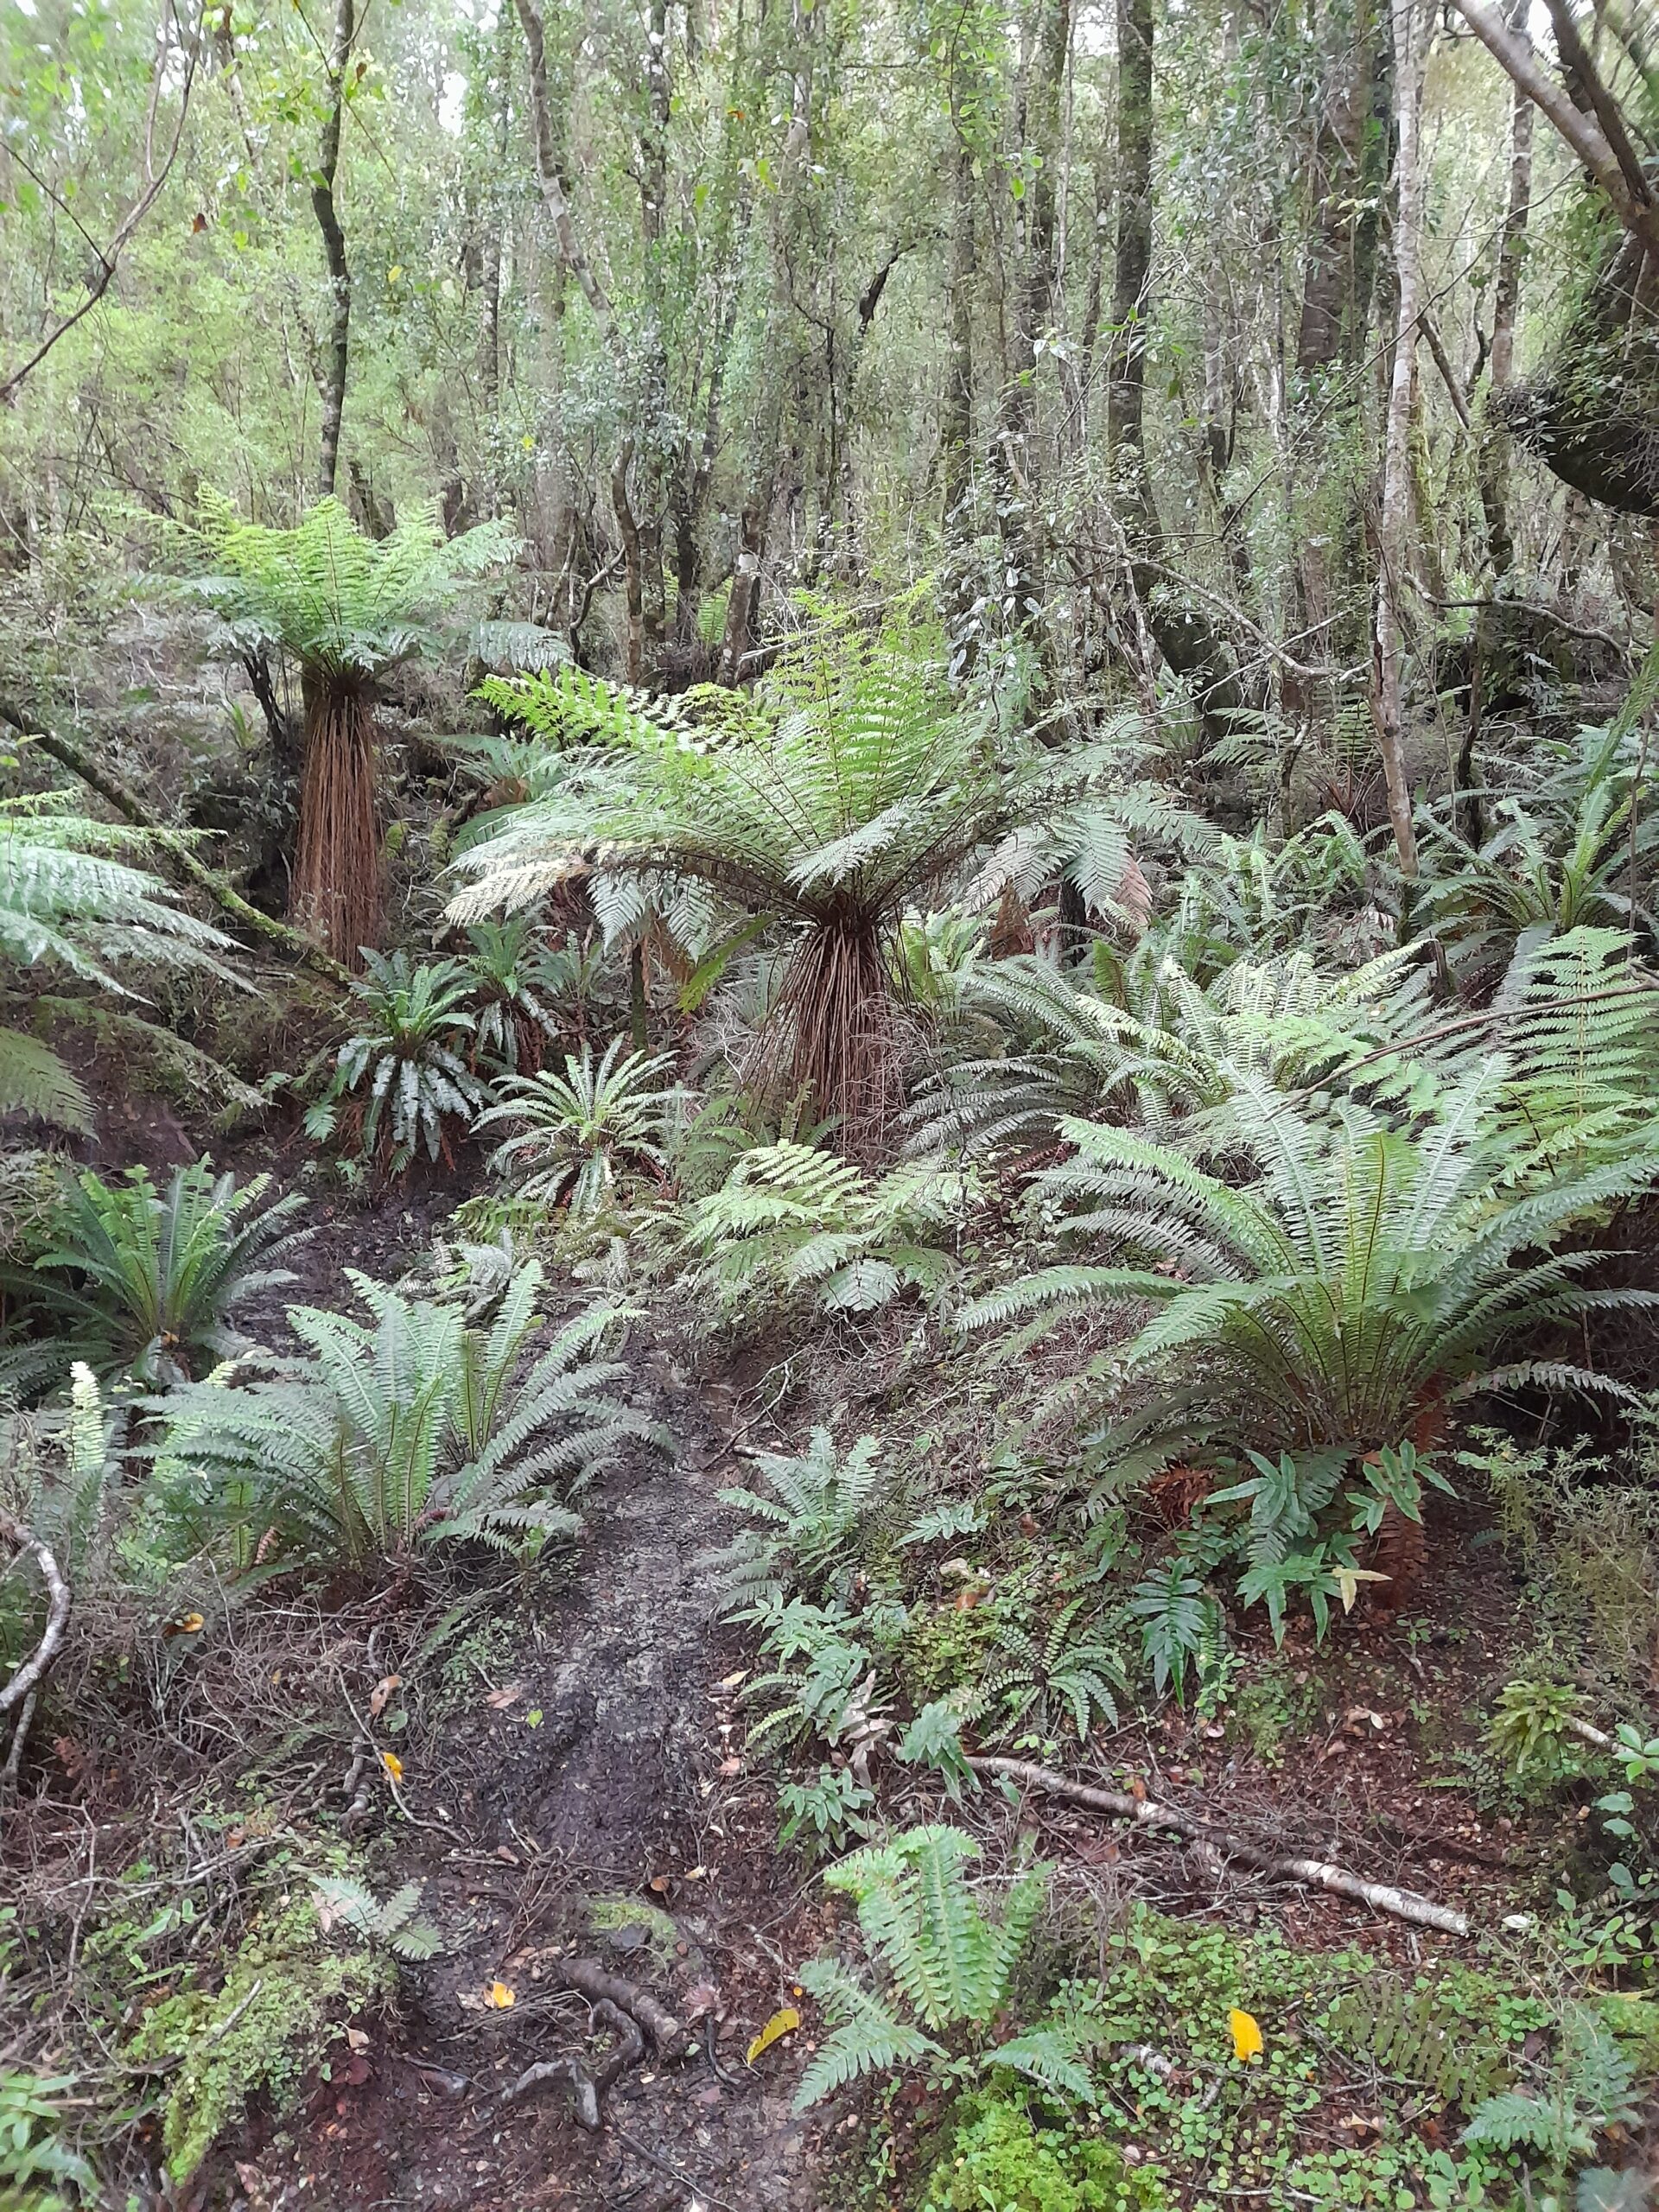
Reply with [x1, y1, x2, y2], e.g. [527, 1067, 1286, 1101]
[175, 493, 514, 963]
[450, 608, 1175, 1127]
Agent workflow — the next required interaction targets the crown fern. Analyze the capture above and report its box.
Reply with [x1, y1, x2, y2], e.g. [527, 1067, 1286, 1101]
[151, 1262, 657, 1567]
[963, 1068, 1659, 1454]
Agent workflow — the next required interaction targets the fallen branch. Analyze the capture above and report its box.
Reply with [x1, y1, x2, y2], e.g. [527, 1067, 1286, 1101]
[969, 1756, 1471, 1938]
[0, 695, 352, 989]
[0, 1512, 71, 1717]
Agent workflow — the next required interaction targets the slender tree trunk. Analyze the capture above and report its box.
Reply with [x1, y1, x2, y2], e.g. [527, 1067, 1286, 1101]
[996, 0, 1070, 651]
[1297, 3, 1376, 378]
[312, 0, 356, 497]
[1478, 0, 1532, 582]
[612, 438, 645, 683]
[1106, 0, 1248, 740]
[720, 0, 812, 685]
[637, 0, 672, 655]
[942, 130, 978, 537]
[1373, 0, 1424, 878]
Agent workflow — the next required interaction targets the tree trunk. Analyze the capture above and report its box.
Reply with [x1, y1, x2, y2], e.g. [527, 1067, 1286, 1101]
[1373, 0, 1424, 878]
[1478, 0, 1531, 582]
[996, 0, 1070, 650]
[1297, 3, 1378, 378]
[720, 0, 813, 685]
[1106, 0, 1249, 741]
[312, 0, 356, 497]
[941, 138, 977, 531]
[293, 677, 382, 966]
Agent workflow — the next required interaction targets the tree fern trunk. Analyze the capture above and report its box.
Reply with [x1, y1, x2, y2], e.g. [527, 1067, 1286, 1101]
[773, 915, 889, 1141]
[293, 678, 382, 967]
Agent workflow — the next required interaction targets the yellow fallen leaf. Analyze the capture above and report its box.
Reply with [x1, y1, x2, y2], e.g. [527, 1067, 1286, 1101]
[746, 2005, 800, 2065]
[1229, 2007, 1263, 2063]
[387, 264, 404, 283]
[486, 1980, 515, 2009]
[380, 1751, 404, 1783]
[163, 1611, 205, 1638]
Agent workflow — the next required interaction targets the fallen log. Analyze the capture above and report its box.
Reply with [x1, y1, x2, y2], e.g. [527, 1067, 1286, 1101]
[968, 1755, 1471, 1938]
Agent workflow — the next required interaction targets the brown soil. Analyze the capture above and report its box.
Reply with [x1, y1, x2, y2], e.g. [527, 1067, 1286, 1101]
[231, 1359, 830, 2212]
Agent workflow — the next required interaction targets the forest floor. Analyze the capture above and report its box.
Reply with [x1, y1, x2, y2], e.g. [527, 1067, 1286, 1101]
[29, 1056, 1617, 2210]
[238, 1344, 830, 2212]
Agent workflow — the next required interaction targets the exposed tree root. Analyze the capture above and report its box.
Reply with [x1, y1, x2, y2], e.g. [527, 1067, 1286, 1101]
[501, 1996, 645, 2132]
[968, 1755, 1472, 1937]
[551, 1958, 689, 2056]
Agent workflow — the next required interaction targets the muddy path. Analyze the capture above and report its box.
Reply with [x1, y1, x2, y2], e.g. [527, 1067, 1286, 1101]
[262, 1351, 830, 2212]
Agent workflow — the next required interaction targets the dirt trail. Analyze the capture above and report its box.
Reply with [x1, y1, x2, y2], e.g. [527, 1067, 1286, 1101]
[278, 1351, 826, 2212]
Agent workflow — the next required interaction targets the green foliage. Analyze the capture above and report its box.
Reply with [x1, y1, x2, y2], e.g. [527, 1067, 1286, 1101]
[681, 1139, 969, 1325]
[458, 916, 560, 1074]
[793, 1826, 1056, 2109]
[451, 612, 1166, 1121]
[719, 1427, 889, 1609]
[0, 1365, 119, 1682]
[307, 950, 491, 1172]
[126, 1892, 393, 2181]
[4, 1160, 305, 1395]
[778, 1763, 878, 1856]
[176, 491, 516, 678]
[476, 1037, 679, 1214]
[151, 1261, 655, 1567]
[976, 1592, 1128, 1745]
[1327, 1979, 1513, 2109]
[308, 1874, 442, 1961]
[1205, 1443, 1448, 1643]
[0, 793, 241, 1131]
[909, 932, 1438, 1160]
[0, 2070, 97, 2209]
[1462, 2009, 1638, 2177]
[1489, 1677, 1591, 1787]
[964, 1069, 1659, 1454]
[1422, 715, 1659, 958]
[919, 2090, 1166, 2211]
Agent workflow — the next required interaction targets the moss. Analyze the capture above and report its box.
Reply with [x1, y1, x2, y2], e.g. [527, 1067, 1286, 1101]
[126, 1897, 392, 2179]
[919, 2091, 1166, 2211]
[587, 1894, 681, 1965]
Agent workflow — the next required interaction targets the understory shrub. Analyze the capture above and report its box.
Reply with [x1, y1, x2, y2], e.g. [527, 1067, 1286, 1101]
[151, 1260, 658, 1567]
[2, 1159, 306, 1395]
[307, 950, 492, 1172]
[965, 1069, 1659, 1459]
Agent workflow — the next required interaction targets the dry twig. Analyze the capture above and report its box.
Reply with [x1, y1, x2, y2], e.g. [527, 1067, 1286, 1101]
[969, 1756, 1471, 1937]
